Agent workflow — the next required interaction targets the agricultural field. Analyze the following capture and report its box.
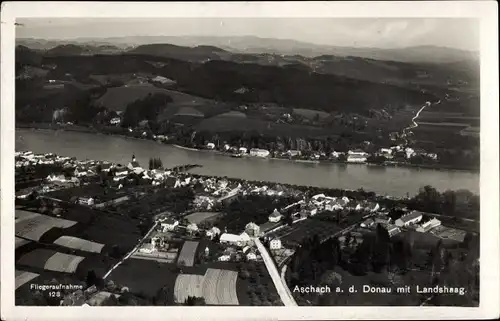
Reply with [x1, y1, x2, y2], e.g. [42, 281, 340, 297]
[195, 116, 337, 139]
[53, 236, 105, 253]
[15, 270, 40, 290]
[184, 212, 223, 225]
[106, 258, 178, 299]
[46, 184, 128, 205]
[173, 268, 239, 305]
[173, 274, 205, 303]
[177, 241, 199, 267]
[15, 237, 32, 249]
[429, 225, 467, 243]
[17, 249, 84, 273]
[236, 261, 283, 306]
[15, 210, 77, 241]
[271, 220, 342, 247]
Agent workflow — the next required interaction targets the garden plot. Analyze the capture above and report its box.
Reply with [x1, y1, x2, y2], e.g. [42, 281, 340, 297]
[15, 210, 77, 241]
[53, 236, 105, 253]
[15, 270, 39, 289]
[15, 237, 31, 249]
[174, 274, 204, 303]
[184, 212, 223, 225]
[174, 268, 239, 305]
[17, 249, 85, 273]
[177, 241, 199, 267]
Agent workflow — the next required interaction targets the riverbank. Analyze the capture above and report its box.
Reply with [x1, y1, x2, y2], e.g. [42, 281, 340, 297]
[16, 123, 479, 173]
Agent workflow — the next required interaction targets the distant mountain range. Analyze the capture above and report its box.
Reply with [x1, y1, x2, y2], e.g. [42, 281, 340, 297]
[17, 35, 479, 64]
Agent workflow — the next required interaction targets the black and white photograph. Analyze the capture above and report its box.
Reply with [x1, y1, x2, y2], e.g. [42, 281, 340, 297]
[1, 2, 498, 320]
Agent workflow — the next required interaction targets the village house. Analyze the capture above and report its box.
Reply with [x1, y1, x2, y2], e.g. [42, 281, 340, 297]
[244, 247, 257, 261]
[74, 168, 89, 178]
[161, 218, 179, 232]
[218, 254, 231, 262]
[186, 223, 199, 235]
[416, 218, 441, 233]
[206, 226, 221, 240]
[395, 211, 423, 227]
[109, 117, 121, 125]
[374, 216, 392, 225]
[360, 218, 375, 228]
[245, 222, 261, 237]
[268, 209, 283, 222]
[206, 142, 215, 150]
[269, 238, 282, 250]
[139, 243, 156, 254]
[238, 147, 248, 154]
[287, 150, 302, 157]
[78, 196, 95, 206]
[249, 148, 270, 158]
[115, 167, 129, 177]
[220, 232, 251, 247]
[384, 224, 402, 237]
[46, 174, 67, 183]
[127, 160, 142, 171]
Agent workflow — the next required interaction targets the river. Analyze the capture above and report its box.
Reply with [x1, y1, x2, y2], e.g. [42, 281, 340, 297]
[15, 129, 479, 197]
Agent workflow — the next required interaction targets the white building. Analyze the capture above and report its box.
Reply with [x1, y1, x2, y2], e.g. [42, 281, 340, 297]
[220, 232, 251, 247]
[206, 227, 221, 240]
[249, 148, 270, 158]
[385, 224, 402, 237]
[78, 197, 95, 206]
[395, 211, 423, 227]
[416, 218, 441, 232]
[348, 149, 368, 157]
[238, 147, 248, 154]
[379, 148, 392, 155]
[405, 147, 415, 159]
[110, 117, 121, 125]
[268, 209, 282, 222]
[218, 255, 231, 262]
[139, 243, 155, 254]
[161, 218, 179, 232]
[245, 222, 261, 237]
[287, 150, 301, 157]
[269, 238, 282, 250]
[206, 143, 215, 150]
[186, 223, 199, 234]
[347, 154, 367, 163]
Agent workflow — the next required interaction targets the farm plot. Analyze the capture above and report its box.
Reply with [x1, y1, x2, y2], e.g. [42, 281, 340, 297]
[429, 225, 467, 243]
[174, 268, 239, 305]
[15, 210, 77, 241]
[184, 212, 222, 225]
[53, 236, 105, 253]
[106, 258, 178, 299]
[177, 241, 199, 267]
[44, 252, 85, 273]
[202, 269, 239, 305]
[17, 249, 84, 273]
[15, 270, 39, 290]
[273, 220, 341, 247]
[16, 237, 31, 249]
[173, 274, 204, 303]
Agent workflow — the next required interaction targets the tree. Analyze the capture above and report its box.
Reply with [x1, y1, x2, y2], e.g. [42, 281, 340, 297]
[153, 286, 170, 306]
[184, 296, 206, 306]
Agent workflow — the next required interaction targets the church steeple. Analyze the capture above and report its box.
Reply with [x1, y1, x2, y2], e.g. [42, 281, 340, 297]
[132, 154, 136, 162]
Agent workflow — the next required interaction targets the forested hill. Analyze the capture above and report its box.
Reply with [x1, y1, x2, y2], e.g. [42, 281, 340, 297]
[17, 50, 438, 115]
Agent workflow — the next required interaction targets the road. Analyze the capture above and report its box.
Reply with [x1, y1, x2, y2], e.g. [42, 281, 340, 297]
[103, 221, 159, 279]
[254, 238, 298, 306]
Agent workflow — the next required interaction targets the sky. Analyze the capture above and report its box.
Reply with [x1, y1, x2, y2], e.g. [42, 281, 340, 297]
[16, 18, 479, 51]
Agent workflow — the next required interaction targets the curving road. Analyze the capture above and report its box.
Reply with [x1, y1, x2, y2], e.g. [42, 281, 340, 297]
[254, 238, 298, 306]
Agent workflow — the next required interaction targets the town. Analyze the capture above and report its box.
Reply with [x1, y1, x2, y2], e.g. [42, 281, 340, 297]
[15, 150, 479, 306]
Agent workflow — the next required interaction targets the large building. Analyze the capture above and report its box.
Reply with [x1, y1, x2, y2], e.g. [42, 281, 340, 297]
[249, 148, 270, 158]
[416, 218, 441, 232]
[395, 211, 423, 227]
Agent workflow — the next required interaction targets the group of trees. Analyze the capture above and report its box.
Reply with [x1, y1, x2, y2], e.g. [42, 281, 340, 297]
[409, 185, 480, 220]
[148, 157, 164, 170]
[121, 93, 173, 128]
[213, 194, 302, 232]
